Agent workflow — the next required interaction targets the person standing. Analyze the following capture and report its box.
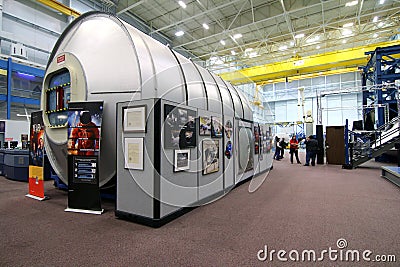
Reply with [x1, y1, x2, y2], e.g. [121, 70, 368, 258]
[279, 138, 287, 159]
[273, 136, 281, 160]
[289, 135, 301, 164]
[304, 135, 318, 166]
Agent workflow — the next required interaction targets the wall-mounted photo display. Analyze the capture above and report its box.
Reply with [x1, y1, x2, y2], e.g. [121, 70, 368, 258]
[199, 116, 211, 136]
[164, 104, 196, 149]
[211, 116, 223, 138]
[254, 125, 260, 154]
[123, 106, 146, 132]
[124, 137, 144, 170]
[225, 120, 233, 139]
[225, 141, 232, 159]
[174, 149, 190, 172]
[202, 140, 219, 175]
[265, 126, 272, 154]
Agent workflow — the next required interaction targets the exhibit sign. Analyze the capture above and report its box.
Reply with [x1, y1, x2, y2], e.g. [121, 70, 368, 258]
[26, 111, 48, 201]
[124, 137, 144, 170]
[66, 101, 104, 214]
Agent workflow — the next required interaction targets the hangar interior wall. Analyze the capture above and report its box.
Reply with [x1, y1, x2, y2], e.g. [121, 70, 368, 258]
[261, 71, 363, 134]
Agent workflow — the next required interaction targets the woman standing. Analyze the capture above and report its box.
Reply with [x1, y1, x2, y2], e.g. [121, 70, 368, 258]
[289, 135, 301, 164]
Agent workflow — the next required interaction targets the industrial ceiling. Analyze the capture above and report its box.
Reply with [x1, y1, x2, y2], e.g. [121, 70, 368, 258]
[106, 0, 400, 71]
[40, 0, 400, 83]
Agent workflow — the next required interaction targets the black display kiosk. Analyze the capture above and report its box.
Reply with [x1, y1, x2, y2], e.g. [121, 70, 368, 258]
[65, 101, 104, 215]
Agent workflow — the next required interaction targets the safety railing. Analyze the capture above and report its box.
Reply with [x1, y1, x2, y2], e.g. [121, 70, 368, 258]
[345, 116, 400, 168]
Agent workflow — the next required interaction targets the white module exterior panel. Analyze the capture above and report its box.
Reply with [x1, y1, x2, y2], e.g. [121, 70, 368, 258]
[125, 26, 157, 99]
[42, 12, 267, 188]
[228, 87, 244, 119]
[237, 89, 253, 121]
[59, 16, 141, 94]
[176, 56, 207, 110]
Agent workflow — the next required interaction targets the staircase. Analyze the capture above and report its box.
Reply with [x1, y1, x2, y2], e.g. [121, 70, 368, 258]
[349, 116, 400, 168]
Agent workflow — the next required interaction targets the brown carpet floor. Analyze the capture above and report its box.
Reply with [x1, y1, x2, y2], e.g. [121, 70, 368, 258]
[1, 155, 399, 266]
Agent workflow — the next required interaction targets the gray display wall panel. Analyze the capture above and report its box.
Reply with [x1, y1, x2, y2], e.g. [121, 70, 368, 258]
[197, 109, 224, 203]
[116, 99, 155, 219]
[160, 100, 198, 218]
[223, 116, 235, 189]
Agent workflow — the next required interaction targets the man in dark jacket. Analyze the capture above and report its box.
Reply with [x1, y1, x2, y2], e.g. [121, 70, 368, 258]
[304, 135, 318, 166]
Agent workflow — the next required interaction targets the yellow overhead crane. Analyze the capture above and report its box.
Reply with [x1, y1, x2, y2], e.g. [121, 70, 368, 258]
[37, 0, 80, 18]
[220, 40, 400, 85]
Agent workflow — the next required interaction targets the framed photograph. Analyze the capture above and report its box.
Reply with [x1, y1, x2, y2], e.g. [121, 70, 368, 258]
[124, 138, 144, 170]
[202, 140, 220, 175]
[199, 116, 211, 136]
[211, 116, 223, 138]
[123, 106, 146, 132]
[225, 120, 233, 139]
[174, 149, 190, 172]
[164, 104, 196, 149]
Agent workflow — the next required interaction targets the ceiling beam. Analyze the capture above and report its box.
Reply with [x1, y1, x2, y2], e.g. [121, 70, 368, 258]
[117, 0, 146, 15]
[149, 0, 244, 34]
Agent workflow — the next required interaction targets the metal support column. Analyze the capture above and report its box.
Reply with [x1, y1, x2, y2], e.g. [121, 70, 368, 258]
[6, 57, 12, 119]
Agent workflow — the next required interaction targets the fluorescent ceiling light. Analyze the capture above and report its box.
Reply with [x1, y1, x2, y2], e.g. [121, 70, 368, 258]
[306, 36, 320, 43]
[345, 1, 358, 7]
[343, 22, 354, 27]
[17, 72, 35, 79]
[279, 45, 288, 51]
[342, 29, 352, 35]
[248, 52, 258, 58]
[233, 33, 242, 39]
[231, 50, 236, 55]
[178, 1, 187, 8]
[220, 40, 226, 45]
[203, 23, 209, 30]
[294, 33, 305, 39]
[175, 30, 184, 37]
[17, 114, 31, 117]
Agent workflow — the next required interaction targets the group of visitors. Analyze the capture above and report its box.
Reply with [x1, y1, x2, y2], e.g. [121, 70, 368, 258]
[274, 135, 319, 166]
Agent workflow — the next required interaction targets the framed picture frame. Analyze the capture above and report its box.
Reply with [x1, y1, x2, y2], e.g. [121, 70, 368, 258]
[174, 149, 190, 172]
[202, 140, 220, 175]
[123, 106, 146, 132]
[211, 116, 223, 138]
[199, 116, 211, 136]
[124, 137, 144, 170]
[164, 104, 196, 149]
